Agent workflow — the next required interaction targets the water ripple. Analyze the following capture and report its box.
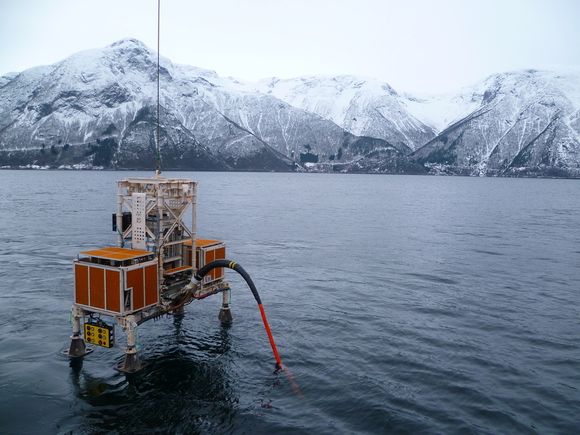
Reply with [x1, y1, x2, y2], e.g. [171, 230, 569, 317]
[1, 171, 579, 434]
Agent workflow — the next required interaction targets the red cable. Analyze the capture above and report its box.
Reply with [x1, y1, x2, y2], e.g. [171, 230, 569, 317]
[258, 303, 283, 369]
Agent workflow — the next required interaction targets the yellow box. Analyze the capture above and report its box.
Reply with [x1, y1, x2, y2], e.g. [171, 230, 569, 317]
[84, 322, 114, 348]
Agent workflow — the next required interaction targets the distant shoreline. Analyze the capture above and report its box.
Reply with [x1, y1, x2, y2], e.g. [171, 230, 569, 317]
[2, 166, 579, 180]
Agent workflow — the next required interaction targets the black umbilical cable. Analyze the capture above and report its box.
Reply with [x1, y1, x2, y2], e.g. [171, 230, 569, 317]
[194, 260, 282, 369]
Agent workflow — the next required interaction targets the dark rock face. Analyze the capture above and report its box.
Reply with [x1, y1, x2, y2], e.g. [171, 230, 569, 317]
[101, 83, 132, 107]
[114, 106, 228, 170]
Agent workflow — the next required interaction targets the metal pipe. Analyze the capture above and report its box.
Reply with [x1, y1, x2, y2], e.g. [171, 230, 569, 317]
[71, 305, 82, 336]
[116, 193, 123, 247]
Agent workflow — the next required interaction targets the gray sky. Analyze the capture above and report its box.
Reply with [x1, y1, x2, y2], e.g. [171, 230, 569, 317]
[1, 0, 579, 93]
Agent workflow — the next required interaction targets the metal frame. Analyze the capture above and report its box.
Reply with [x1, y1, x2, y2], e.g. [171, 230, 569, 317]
[68, 174, 230, 372]
[116, 177, 198, 282]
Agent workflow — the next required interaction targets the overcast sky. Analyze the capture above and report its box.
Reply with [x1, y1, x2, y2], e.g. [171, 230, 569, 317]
[1, 0, 579, 93]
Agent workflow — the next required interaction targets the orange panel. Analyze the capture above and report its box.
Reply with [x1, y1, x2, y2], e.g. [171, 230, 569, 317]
[164, 265, 191, 275]
[144, 265, 158, 306]
[184, 239, 220, 248]
[214, 247, 225, 279]
[196, 239, 219, 247]
[75, 264, 89, 305]
[205, 249, 215, 264]
[186, 246, 192, 266]
[215, 247, 226, 260]
[205, 249, 218, 280]
[89, 267, 105, 309]
[106, 269, 121, 313]
[127, 268, 144, 310]
[81, 246, 151, 261]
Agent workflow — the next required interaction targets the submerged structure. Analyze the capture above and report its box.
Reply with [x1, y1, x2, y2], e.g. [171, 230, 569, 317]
[66, 174, 281, 372]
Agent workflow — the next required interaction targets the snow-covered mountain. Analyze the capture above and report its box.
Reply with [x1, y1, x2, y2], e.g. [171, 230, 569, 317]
[0, 39, 408, 171]
[0, 72, 18, 88]
[411, 69, 580, 176]
[400, 89, 483, 133]
[255, 75, 436, 151]
[1, 39, 579, 176]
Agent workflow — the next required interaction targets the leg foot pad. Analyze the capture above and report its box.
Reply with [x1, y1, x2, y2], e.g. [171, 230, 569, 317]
[66, 336, 93, 358]
[116, 351, 145, 373]
[218, 308, 233, 325]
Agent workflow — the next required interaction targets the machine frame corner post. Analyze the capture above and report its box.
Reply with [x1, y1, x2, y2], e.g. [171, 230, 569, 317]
[218, 288, 233, 325]
[67, 304, 92, 358]
[116, 315, 143, 373]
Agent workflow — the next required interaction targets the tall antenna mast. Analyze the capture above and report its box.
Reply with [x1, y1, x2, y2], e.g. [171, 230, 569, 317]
[155, 0, 161, 175]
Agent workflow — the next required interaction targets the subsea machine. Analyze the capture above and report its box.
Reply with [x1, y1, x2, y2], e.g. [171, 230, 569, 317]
[66, 174, 282, 373]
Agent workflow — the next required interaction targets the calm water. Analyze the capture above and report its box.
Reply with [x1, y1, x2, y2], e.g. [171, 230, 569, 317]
[0, 171, 579, 434]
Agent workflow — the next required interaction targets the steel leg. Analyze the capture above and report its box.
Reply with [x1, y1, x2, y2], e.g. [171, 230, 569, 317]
[116, 315, 144, 373]
[218, 288, 233, 325]
[67, 305, 92, 358]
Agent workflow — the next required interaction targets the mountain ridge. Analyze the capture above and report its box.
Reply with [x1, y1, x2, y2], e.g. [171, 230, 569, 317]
[1, 38, 579, 177]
